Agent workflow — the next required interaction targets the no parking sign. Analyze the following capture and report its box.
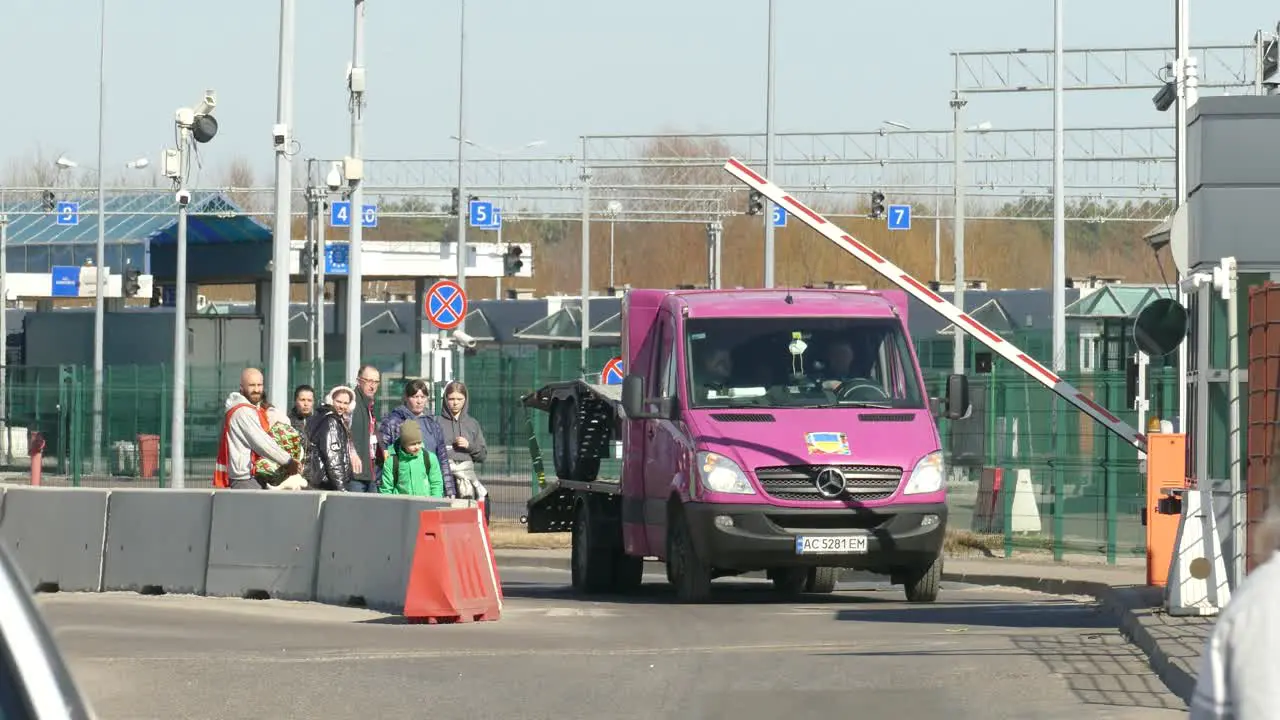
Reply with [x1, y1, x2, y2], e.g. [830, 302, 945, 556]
[602, 357, 625, 385]
[425, 279, 468, 331]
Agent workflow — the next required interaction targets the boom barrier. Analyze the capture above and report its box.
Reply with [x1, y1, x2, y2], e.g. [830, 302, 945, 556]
[722, 157, 1147, 454]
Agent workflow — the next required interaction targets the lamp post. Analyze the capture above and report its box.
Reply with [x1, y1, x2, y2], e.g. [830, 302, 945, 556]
[454, 0, 468, 381]
[606, 201, 622, 287]
[55, 154, 147, 476]
[762, 0, 777, 287]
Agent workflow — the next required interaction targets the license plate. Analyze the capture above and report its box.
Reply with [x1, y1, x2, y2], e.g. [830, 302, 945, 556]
[795, 535, 868, 555]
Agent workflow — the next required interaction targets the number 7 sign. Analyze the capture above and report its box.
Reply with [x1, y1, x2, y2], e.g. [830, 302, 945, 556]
[887, 204, 911, 231]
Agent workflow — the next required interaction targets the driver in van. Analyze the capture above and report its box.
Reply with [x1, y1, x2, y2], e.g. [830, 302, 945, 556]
[819, 339, 856, 390]
[695, 344, 734, 400]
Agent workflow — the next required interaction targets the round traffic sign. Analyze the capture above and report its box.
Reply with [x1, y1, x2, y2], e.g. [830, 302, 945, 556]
[425, 279, 469, 331]
[602, 357, 625, 385]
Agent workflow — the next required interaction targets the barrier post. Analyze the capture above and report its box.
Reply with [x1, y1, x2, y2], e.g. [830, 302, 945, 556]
[29, 431, 45, 486]
[1145, 433, 1185, 586]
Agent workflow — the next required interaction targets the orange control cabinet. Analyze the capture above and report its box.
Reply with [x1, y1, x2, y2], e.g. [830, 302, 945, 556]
[1145, 433, 1186, 587]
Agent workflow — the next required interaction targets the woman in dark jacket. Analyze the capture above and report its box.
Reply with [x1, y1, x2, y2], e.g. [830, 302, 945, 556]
[436, 380, 488, 517]
[376, 379, 457, 498]
[305, 386, 355, 491]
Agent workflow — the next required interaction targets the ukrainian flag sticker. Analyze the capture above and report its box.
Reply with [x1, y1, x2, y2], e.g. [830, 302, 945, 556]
[805, 431, 850, 455]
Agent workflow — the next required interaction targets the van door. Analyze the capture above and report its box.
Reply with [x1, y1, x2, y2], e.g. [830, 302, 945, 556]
[644, 310, 683, 553]
[622, 315, 665, 557]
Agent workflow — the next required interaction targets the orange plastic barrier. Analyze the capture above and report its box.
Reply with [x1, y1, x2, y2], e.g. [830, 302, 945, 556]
[403, 506, 502, 624]
[1145, 433, 1186, 587]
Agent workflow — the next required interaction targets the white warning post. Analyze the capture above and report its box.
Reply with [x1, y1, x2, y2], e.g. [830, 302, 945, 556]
[722, 157, 1148, 454]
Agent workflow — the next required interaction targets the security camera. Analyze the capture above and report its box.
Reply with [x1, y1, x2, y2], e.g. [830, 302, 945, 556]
[325, 162, 343, 192]
[176, 190, 191, 207]
[452, 329, 477, 348]
[195, 90, 216, 117]
[272, 123, 287, 150]
[1152, 81, 1176, 112]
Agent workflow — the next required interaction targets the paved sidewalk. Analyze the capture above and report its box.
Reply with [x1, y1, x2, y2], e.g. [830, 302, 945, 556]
[493, 548, 1214, 704]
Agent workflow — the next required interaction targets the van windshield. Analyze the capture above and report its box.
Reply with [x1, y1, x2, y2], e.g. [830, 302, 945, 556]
[684, 316, 925, 409]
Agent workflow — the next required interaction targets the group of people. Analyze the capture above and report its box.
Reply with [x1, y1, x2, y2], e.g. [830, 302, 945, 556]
[214, 366, 489, 516]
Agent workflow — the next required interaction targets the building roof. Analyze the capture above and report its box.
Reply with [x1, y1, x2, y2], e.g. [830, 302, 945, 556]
[908, 288, 1083, 337]
[2, 191, 266, 247]
[1065, 285, 1176, 319]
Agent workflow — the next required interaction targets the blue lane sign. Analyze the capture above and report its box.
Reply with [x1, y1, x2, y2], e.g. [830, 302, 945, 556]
[361, 204, 378, 228]
[469, 200, 494, 228]
[887, 204, 912, 231]
[770, 205, 787, 228]
[324, 243, 349, 274]
[50, 266, 80, 297]
[55, 202, 79, 226]
[487, 207, 502, 230]
[330, 201, 351, 228]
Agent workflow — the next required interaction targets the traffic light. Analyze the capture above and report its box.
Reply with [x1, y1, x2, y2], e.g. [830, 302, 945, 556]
[123, 267, 141, 297]
[42, 190, 55, 212]
[450, 188, 460, 215]
[870, 190, 885, 219]
[503, 245, 524, 276]
[747, 190, 764, 216]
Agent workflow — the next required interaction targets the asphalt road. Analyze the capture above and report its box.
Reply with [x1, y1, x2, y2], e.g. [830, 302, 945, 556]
[39, 568, 1185, 720]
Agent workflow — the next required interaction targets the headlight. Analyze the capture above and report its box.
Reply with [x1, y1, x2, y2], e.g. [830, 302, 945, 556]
[902, 450, 945, 495]
[696, 452, 756, 495]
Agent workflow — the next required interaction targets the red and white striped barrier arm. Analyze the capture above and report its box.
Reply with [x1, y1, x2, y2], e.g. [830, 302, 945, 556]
[722, 157, 1147, 453]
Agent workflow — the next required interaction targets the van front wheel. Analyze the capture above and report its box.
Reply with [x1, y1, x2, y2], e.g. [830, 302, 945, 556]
[667, 508, 712, 603]
[902, 554, 942, 603]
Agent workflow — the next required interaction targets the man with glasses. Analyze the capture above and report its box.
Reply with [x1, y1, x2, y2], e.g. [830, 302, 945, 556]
[348, 365, 384, 493]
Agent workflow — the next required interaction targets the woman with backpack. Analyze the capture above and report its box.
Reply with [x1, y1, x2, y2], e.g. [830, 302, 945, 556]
[376, 379, 457, 497]
[377, 420, 443, 497]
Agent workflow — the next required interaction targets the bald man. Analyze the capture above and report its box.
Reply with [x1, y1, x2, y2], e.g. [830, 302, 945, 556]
[214, 368, 297, 489]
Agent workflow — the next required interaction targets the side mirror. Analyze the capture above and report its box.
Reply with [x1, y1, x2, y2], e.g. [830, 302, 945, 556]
[945, 373, 970, 420]
[622, 374, 648, 419]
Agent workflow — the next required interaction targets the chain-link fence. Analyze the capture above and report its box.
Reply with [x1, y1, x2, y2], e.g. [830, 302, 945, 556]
[0, 333, 1166, 564]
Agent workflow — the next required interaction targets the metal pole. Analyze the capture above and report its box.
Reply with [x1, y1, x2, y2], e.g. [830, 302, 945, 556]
[762, 0, 777, 288]
[0, 215, 7, 463]
[454, 0, 468, 382]
[933, 194, 941, 282]
[171, 135, 191, 489]
[496, 220, 503, 300]
[1226, 258, 1243, 586]
[951, 92, 967, 375]
[305, 183, 316, 384]
[1051, 0, 1066, 372]
[580, 139, 591, 374]
[316, 193, 326, 392]
[609, 221, 615, 288]
[268, 0, 296, 408]
[345, 0, 366, 385]
[1175, 0, 1190, 433]
[92, 0, 107, 475]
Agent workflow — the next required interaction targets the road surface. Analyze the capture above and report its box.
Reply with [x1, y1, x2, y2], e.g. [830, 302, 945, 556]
[40, 568, 1185, 720]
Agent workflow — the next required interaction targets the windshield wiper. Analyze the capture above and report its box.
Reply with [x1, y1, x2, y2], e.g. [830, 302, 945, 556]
[828, 400, 895, 409]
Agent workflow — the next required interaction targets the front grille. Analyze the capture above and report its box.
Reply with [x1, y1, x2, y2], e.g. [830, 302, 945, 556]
[753, 464, 903, 502]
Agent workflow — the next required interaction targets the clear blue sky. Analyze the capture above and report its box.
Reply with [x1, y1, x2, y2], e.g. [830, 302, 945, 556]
[2, 0, 1275, 181]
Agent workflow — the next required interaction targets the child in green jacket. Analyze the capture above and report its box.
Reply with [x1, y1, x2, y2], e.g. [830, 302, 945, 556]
[378, 420, 444, 497]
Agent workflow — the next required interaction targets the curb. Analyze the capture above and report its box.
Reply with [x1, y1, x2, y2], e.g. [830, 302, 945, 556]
[494, 552, 1196, 703]
[1105, 597, 1198, 705]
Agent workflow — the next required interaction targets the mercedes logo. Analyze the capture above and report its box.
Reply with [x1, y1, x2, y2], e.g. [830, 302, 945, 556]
[814, 467, 847, 499]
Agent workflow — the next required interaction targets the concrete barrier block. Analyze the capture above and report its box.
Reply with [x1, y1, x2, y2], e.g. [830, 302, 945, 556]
[0, 487, 110, 593]
[205, 491, 324, 601]
[315, 494, 455, 613]
[102, 489, 215, 595]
